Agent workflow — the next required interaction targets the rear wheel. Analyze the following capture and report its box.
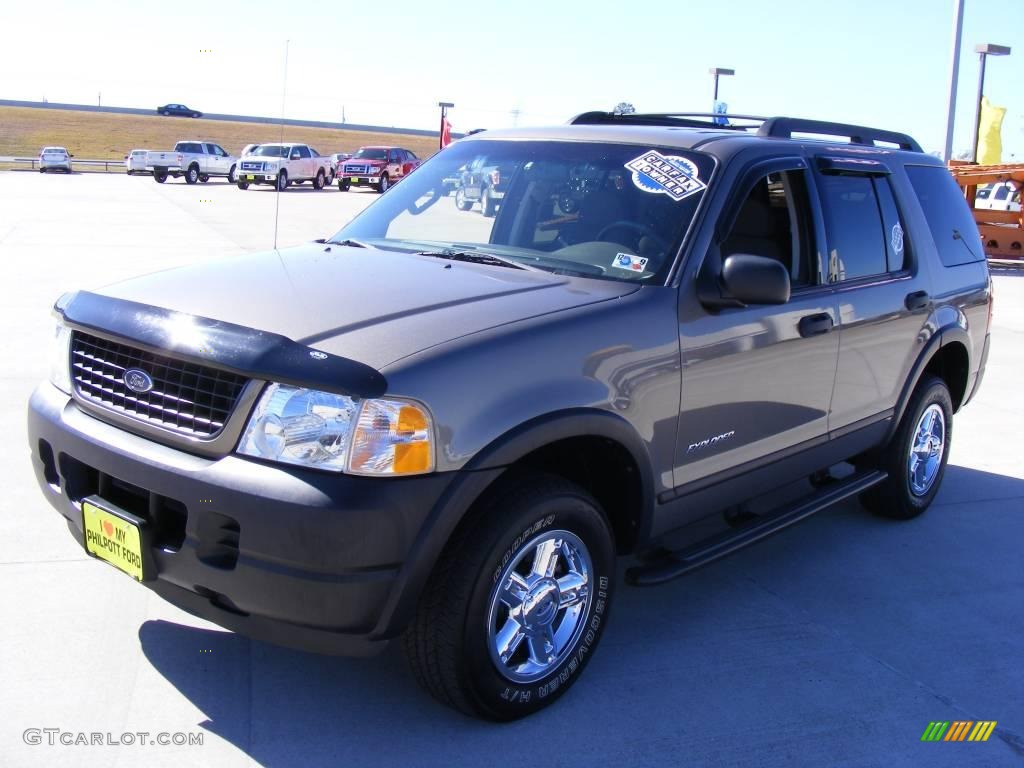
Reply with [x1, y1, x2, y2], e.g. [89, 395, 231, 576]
[377, 173, 389, 193]
[276, 170, 289, 191]
[153, 170, 168, 183]
[404, 473, 615, 720]
[39, 168, 45, 173]
[313, 170, 325, 190]
[185, 165, 199, 185]
[860, 375, 953, 519]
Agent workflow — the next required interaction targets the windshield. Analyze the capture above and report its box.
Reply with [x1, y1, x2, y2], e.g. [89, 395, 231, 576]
[353, 148, 388, 160]
[331, 139, 715, 283]
[253, 145, 288, 158]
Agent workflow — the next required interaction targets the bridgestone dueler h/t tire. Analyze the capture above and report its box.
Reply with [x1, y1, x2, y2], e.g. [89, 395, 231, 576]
[404, 473, 615, 721]
[860, 375, 953, 520]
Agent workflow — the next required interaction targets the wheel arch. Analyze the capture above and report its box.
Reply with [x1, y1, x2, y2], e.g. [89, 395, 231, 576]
[371, 408, 655, 639]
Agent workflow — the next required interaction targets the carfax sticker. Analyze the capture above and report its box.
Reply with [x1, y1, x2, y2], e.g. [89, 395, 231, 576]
[612, 253, 648, 272]
[624, 151, 706, 201]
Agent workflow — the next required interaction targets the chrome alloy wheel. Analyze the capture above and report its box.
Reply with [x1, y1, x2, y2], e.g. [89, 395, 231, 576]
[908, 403, 946, 496]
[486, 530, 593, 684]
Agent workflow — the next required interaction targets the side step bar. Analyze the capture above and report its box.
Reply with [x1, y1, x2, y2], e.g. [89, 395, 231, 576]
[626, 470, 887, 587]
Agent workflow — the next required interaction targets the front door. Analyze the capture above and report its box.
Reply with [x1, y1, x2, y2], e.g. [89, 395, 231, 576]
[674, 160, 839, 494]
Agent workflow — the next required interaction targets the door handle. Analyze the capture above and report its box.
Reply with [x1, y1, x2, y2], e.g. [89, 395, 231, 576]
[798, 313, 834, 337]
[905, 290, 930, 311]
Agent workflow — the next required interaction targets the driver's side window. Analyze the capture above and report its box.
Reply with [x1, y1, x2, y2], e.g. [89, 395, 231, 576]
[721, 170, 817, 288]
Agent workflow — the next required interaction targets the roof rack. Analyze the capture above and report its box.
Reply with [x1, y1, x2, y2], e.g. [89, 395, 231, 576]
[757, 117, 922, 153]
[568, 112, 924, 153]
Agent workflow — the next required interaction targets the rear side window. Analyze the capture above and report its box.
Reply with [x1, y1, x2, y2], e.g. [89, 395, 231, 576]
[818, 175, 887, 281]
[906, 165, 984, 266]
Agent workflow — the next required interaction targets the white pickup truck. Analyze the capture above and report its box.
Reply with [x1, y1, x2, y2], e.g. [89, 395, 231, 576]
[145, 141, 238, 184]
[236, 143, 334, 191]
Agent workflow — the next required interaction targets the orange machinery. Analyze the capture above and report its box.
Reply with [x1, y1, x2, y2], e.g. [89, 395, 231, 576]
[948, 162, 1024, 260]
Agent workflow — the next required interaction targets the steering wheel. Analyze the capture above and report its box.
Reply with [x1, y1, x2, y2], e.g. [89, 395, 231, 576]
[595, 220, 670, 254]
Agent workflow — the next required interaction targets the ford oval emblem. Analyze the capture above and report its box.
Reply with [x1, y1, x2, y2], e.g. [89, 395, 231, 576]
[123, 368, 154, 394]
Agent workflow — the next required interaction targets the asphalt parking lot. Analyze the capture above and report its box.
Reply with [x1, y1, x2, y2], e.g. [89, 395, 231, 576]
[1, 171, 1022, 767]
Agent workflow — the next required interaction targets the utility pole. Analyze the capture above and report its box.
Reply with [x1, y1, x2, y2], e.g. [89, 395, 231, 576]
[942, 0, 965, 163]
[510, 108, 521, 127]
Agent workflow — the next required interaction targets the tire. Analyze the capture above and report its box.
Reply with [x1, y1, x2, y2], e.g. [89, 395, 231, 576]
[326, 169, 335, 185]
[39, 168, 45, 173]
[276, 170, 288, 191]
[404, 473, 615, 721]
[237, 181, 249, 190]
[481, 186, 497, 217]
[153, 170, 168, 183]
[313, 170, 325, 190]
[860, 375, 953, 519]
[227, 165, 237, 184]
[185, 165, 199, 185]
[192, 112, 200, 118]
[455, 187, 472, 211]
[338, 179, 350, 191]
[377, 173, 389, 193]
[199, 174, 210, 183]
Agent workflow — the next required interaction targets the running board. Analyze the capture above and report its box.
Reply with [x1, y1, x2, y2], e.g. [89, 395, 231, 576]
[626, 470, 887, 587]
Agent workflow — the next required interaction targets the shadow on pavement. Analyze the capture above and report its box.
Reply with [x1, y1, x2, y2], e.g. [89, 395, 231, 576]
[138, 464, 1024, 767]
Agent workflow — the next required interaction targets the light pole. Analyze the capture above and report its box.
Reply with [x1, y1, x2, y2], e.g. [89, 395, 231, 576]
[942, 0, 965, 163]
[438, 101, 454, 149]
[971, 43, 1011, 162]
[709, 67, 734, 105]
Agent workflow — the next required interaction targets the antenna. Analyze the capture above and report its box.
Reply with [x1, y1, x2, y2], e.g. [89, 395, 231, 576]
[273, 40, 290, 250]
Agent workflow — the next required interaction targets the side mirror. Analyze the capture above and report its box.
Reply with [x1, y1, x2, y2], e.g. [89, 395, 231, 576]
[720, 254, 791, 305]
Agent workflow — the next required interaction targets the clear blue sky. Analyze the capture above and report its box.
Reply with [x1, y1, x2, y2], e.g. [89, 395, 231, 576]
[3, 0, 1021, 158]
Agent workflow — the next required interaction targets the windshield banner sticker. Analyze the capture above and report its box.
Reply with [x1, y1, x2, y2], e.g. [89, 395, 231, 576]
[612, 253, 648, 272]
[625, 151, 706, 201]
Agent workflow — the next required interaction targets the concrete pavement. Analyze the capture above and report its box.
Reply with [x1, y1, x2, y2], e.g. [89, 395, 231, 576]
[1, 172, 1021, 767]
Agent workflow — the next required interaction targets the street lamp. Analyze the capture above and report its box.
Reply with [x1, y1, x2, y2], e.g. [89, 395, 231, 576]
[971, 43, 1011, 162]
[438, 101, 454, 149]
[709, 67, 735, 103]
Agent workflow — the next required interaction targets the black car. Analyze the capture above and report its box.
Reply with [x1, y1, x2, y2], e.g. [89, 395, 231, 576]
[28, 112, 991, 721]
[156, 103, 202, 118]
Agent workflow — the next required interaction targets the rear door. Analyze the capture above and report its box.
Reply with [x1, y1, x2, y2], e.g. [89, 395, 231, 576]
[812, 156, 932, 432]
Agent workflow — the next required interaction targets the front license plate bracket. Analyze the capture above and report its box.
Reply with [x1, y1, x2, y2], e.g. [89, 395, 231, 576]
[81, 497, 152, 582]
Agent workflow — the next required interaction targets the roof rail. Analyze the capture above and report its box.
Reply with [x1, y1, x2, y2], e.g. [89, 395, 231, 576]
[568, 111, 755, 130]
[757, 117, 923, 153]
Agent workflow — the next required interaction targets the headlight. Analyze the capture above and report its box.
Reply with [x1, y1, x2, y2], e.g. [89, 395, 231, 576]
[49, 321, 72, 394]
[237, 383, 434, 476]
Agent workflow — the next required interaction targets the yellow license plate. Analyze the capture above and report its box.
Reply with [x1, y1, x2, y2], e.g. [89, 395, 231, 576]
[245, 175, 255, 181]
[83, 502, 144, 581]
[350, 176, 359, 182]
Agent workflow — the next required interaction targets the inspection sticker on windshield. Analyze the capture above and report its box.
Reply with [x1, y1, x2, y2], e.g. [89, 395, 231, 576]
[612, 253, 648, 272]
[625, 151, 705, 201]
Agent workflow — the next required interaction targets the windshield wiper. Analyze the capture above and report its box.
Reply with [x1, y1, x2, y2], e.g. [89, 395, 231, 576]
[327, 238, 371, 248]
[415, 249, 535, 270]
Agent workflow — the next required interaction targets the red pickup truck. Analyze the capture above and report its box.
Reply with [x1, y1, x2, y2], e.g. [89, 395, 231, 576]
[337, 146, 421, 193]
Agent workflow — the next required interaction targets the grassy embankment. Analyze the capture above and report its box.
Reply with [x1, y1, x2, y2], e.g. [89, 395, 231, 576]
[0, 106, 440, 171]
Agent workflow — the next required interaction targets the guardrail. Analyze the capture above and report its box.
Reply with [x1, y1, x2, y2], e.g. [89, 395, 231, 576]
[1, 156, 127, 172]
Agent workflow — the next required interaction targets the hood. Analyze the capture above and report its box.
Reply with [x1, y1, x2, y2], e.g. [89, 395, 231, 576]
[95, 244, 638, 370]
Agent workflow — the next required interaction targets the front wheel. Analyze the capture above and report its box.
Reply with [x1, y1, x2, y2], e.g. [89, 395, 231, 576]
[860, 375, 953, 519]
[185, 165, 199, 185]
[313, 170, 325, 190]
[227, 164, 237, 184]
[455, 187, 472, 211]
[481, 186, 497, 217]
[404, 473, 615, 720]
[338, 179, 350, 191]
[276, 171, 288, 191]
[236, 181, 249, 190]
[377, 173, 389, 193]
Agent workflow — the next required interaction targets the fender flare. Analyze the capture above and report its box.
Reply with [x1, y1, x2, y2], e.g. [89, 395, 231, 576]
[370, 408, 656, 639]
[886, 323, 972, 443]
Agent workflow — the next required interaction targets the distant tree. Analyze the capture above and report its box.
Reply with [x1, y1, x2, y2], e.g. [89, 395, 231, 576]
[613, 102, 636, 116]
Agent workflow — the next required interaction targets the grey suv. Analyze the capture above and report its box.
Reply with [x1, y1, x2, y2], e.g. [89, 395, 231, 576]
[27, 112, 992, 720]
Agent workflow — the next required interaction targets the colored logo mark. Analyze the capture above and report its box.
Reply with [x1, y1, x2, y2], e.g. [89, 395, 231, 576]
[921, 721, 997, 742]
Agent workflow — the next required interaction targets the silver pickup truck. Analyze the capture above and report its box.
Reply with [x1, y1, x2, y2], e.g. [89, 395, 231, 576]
[144, 141, 238, 184]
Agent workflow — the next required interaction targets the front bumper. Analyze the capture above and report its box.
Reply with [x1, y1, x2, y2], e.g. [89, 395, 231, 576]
[341, 175, 383, 187]
[27, 382, 458, 655]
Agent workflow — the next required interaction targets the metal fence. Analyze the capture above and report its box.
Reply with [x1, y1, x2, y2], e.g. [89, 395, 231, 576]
[0, 156, 128, 172]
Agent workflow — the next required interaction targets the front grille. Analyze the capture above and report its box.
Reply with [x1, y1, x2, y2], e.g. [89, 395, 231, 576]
[343, 164, 368, 174]
[70, 331, 248, 437]
[240, 161, 263, 171]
